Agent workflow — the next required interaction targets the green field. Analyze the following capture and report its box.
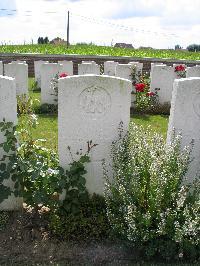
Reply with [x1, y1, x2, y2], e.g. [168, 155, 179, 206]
[1, 44, 200, 60]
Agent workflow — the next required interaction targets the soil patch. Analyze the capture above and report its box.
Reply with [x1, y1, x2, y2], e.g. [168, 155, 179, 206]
[0, 208, 138, 265]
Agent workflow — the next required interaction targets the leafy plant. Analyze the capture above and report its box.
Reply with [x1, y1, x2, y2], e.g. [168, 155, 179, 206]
[104, 123, 200, 261]
[131, 66, 159, 112]
[174, 65, 186, 78]
[0, 95, 95, 212]
[50, 72, 68, 104]
[1, 44, 200, 60]
[31, 80, 40, 92]
[35, 103, 58, 114]
[49, 193, 110, 240]
[0, 119, 18, 204]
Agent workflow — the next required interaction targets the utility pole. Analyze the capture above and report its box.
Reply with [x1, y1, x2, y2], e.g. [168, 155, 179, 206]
[67, 11, 69, 48]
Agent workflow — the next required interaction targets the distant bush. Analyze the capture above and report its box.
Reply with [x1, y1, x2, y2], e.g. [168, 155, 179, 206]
[76, 42, 96, 46]
[187, 44, 200, 52]
[175, 44, 182, 50]
[38, 37, 49, 44]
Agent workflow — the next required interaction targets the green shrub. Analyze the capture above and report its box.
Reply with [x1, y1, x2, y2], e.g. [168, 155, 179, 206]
[131, 66, 159, 113]
[31, 80, 41, 92]
[0, 96, 91, 211]
[104, 123, 200, 262]
[49, 194, 110, 240]
[35, 103, 58, 114]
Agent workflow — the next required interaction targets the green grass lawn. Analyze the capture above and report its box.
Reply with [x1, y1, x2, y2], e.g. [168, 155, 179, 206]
[22, 113, 168, 152]
[131, 114, 168, 138]
[1, 43, 200, 60]
[25, 78, 169, 151]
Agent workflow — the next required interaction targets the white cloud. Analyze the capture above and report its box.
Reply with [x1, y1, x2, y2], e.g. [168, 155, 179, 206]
[0, 0, 199, 48]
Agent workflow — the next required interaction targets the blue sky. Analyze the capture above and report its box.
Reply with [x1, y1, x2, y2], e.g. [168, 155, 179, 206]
[0, 0, 199, 48]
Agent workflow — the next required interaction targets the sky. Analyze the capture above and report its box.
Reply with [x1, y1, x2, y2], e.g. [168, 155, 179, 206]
[0, 0, 199, 49]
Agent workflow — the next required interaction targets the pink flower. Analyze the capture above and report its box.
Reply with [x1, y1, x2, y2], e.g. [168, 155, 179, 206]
[146, 92, 155, 97]
[59, 72, 68, 78]
[135, 83, 145, 92]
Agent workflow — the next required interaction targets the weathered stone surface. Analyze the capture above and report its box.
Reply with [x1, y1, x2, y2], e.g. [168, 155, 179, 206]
[128, 62, 143, 73]
[115, 64, 132, 80]
[167, 78, 200, 181]
[186, 66, 200, 78]
[78, 63, 100, 75]
[34, 60, 49, 88]
[151, 62, 166, 70]
[4, 62, 28, 95]
[58, 75, 131, 195]
[12, 60, 26, 64]
[0, 61, 3, 76]
[82, 61, 96, 65]
[0, 75, 22, 210]
[104, 61, 118, 76]
[150, 65, 177, 105]
[41, 63, 61, 104]
[58, 61, 73, 76]
[115, 64, 135, 107]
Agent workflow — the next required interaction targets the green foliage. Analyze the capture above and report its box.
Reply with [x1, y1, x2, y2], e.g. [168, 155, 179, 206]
[49, 194, 110, 240]
[187, 44, 200, 52]
[131, 66, 159, 113]
[31, 80, 40, 92]
[104, 123, 200, 262]
[0, 96, 93, 211]
[17, 94, 38, 115]
[38, 36, 49, 44]
[0, 119, 17, 203]
[35, 103, 58, 114]
[0, 44, 200, 60]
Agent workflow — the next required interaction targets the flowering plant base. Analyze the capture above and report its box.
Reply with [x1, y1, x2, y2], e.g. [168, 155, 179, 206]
[51, 72, 69, 102]
[174, 65, 186, 78]
[131, 69, 159, 112]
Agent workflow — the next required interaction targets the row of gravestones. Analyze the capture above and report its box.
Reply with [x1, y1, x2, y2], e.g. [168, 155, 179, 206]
[1, 60, 200, 109]
[0, 72, 200, 211]
[38, 60, 142, 106]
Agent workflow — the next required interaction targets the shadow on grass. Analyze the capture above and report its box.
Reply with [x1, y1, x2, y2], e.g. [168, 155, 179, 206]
[130, 113, 151, 121]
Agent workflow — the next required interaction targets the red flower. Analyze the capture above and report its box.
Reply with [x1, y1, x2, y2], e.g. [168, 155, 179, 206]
[146, 91, 155, 97]
[135, 83, 145, 92]
[59, 72, 68, 78]
[175, 65, 185, 72]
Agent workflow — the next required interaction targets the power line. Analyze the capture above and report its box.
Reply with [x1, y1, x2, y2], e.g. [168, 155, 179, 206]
[0, 7, 179, 38]
[71, 13, 178, 38]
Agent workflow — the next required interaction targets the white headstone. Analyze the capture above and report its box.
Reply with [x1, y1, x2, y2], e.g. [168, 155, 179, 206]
[104, 61, 118, 76]
[115, 64, 132, 80]
[167, 78, 200, 181]
[34, 60, 49, 88]
[4, 62, 28, 95]
[151, 62, 166, 70]
[41, 63, 61, 105]
[150, 65, 177, 105]
[58, 61, 73, 76]
[186, 66, 200, 78]
[58, 75, 131, 195]
[78, 63, 100, 75]
[115, 64, 134, 107]
[0, 61, 3, 75]
[0, 75, 22, 210]
[128, 61, 143, 73]
[82, 61, 96, 65]
[11, 60, 27, 64]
